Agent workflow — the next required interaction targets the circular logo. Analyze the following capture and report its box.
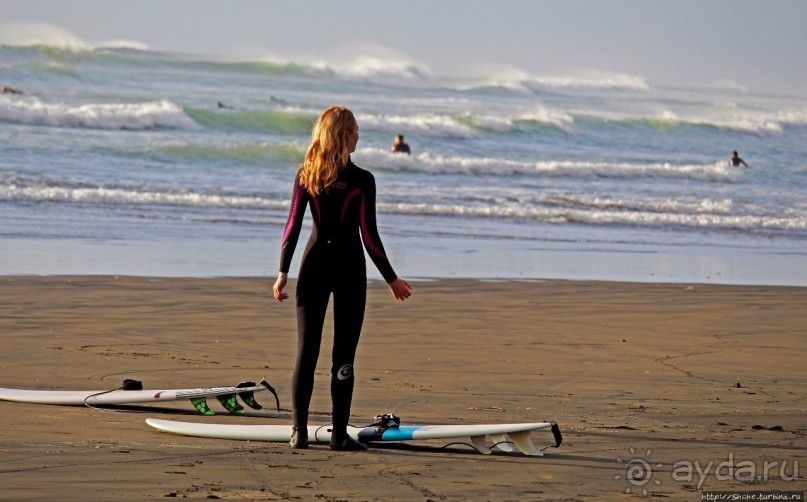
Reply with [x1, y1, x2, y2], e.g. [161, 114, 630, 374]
[615, 448, 663, 496]
[625, 459, 653, 486]
[337, 364, 353, 381]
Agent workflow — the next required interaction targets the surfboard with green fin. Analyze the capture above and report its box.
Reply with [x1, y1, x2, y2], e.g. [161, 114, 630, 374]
[0, 379, 279, 415]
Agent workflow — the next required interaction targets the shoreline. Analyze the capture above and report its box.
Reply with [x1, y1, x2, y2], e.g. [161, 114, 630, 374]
[1, 276, 805, 500]
[3, 234, 807, 287]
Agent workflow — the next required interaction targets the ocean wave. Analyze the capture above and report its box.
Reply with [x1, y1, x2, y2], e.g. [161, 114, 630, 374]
[95, 39, 150, 51]
[529, 72, 650, 91]
[3, 180, 802, 234]
[0, 28, 473, 89]
[0, 97, 198, 130]
[0, 22, 92, 53]
[378, 200, 806, 232]
[573, 107, 807, 135]
[541, 195, 735, 215]
[190, 101, 807, 139]
[468, 68, 650, 94]
[774, 107, 807, 127]
[0, 22, 148, 56]
[458, 105, 577, 134]
[184, 106, 315, 134]
[152, 141, 306, 164]
[704, 79, 748, 92]
[357, 112, 477, 138]
[331, 55, 431, 82]
[178, 52, 431, 85]
[6, 60, 83, 79]
[354, 105, 576, 138]
[559, 208, 807, 232]
[173, 58, 321, 78]
[354, 147, 745, 182]
[0, 182, 288, 210]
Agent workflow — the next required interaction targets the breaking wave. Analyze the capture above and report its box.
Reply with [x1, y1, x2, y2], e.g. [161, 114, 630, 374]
[354, 147, 746, 182]
[3, 180, 803, 234]
[0, 97, 198, 130]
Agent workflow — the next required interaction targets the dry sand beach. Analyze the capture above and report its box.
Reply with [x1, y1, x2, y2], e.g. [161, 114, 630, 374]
[0, 276, 805, 500]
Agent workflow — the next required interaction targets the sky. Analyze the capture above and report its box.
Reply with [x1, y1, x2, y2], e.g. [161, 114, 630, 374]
[1, 0, 806, 94]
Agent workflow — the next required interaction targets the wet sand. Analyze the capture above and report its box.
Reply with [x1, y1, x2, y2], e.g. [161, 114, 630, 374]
[0, 276, 804, 500]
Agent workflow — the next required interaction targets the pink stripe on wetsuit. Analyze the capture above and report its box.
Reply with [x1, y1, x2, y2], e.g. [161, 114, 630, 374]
[341, 188, 388, 261]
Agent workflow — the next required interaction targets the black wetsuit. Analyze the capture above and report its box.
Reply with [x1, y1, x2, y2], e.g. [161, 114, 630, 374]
[391, 142, 410, 154]
[279, 160, 397, 437]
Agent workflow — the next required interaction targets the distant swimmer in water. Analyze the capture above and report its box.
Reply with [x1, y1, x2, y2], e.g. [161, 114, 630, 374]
[730, 150, 749, 168]
[2, 86, 23, 95]
[216, 101, 229, 109]
[390, 134, 411, 155]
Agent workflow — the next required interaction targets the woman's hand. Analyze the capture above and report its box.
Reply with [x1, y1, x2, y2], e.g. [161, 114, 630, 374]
[388, 278, 412, 301]
[273, 272, 289, 302]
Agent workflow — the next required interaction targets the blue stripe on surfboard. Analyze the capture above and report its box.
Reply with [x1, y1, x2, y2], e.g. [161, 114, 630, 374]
[379, 426, 421, 441]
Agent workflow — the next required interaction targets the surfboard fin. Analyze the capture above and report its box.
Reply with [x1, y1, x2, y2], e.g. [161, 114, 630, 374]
[235, 381, 263, 410]
[190, 397, 215, 415]
[507, 430, 544, 456]
[237, 391, 262, 410]
[471, 433, 543, 456]
[470, 435, 492, 455]
[216, 394, 245, 414]
[490, 434, 514, 452]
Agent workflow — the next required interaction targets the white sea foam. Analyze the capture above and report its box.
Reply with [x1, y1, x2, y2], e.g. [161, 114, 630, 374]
[95, 39, 150, 51]
[0, 23, 148, 54]
[572, 106, 806, 134]
[355, 104, 575, 138]
[354, 147, 745, 182]
[254, 53, 431, 84]
[475, 67, 650, 92]
[775, 107, 807, 126]
[0, 183, 287, 210]
[705, 79, 748, 92]
[516, 105, 577, 132]
[528, 72, 650, 91]
[542, 195, 735, 215]
[377, 200, 806, 232]
[356, 113, 477, 138]
[0, 97, 199, 130]
[561, 208, 807, 231]
[333, 55, 430, 81]
[0, 22, 92, 52]
[6, 181, 802, 233]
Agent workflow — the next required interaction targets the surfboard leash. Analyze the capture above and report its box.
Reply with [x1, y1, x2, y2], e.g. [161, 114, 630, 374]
[81, 378, 144, 412]
[256, 378, 281, 413]
[546, 421, 563, 450]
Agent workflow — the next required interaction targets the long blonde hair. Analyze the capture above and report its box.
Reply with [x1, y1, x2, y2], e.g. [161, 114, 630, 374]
[299, 105, 356, 196]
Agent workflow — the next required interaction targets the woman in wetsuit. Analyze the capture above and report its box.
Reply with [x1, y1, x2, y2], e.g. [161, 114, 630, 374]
[273, 105, 412, 451]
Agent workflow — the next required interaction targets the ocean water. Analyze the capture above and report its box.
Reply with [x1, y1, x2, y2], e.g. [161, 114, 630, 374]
[2, 44, 806, 285]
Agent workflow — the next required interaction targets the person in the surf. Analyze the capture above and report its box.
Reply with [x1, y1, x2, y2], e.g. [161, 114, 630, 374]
[730, 151, 749, 167]
[2, 86, 23, 95]
[390, 134, 411, 155]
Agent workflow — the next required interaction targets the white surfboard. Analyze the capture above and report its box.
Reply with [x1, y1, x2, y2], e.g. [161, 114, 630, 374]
[146, 418, 562, 456]
[0, 380, 279, 415]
